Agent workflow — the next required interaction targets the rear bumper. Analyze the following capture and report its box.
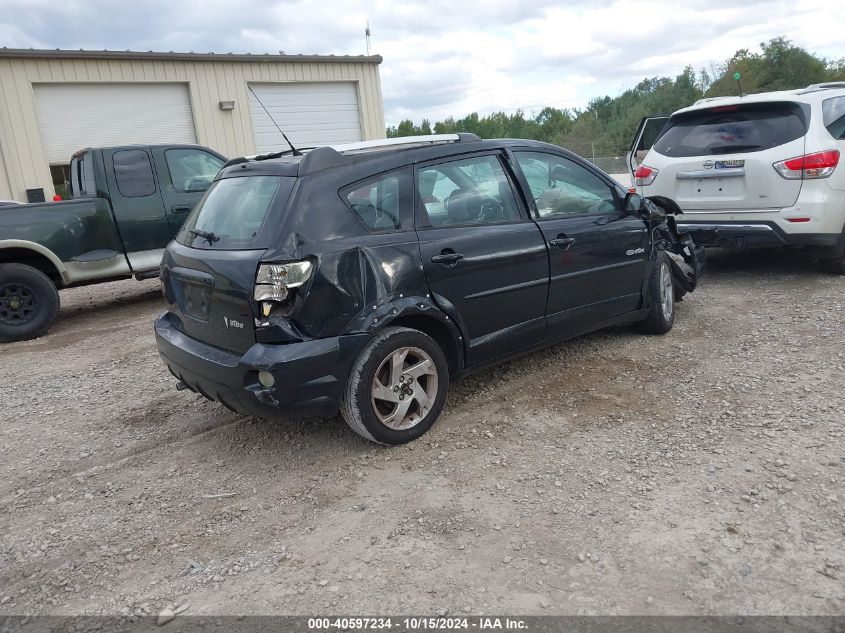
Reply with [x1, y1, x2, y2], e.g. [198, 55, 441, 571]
[154, 312, 371, 418]
[676, 221, 843, 254]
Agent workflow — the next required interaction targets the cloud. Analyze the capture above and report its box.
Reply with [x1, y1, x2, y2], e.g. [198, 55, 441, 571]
[0, 0, 841, 126]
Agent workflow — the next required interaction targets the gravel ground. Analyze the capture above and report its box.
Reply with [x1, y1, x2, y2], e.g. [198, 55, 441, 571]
[0, 249, 843, 617]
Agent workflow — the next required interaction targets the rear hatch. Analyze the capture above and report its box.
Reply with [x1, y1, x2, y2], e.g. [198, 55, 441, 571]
[161, 174, 296, 354]
[644, 101, 807, 212]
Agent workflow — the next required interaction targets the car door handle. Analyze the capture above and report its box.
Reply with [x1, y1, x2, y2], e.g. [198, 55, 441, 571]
[171, 205, 192, 213]
[549, 237, 575, 250]
[431, 251, 464, 265]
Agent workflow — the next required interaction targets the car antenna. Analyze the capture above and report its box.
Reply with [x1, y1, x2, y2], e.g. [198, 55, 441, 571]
[247, 85, 302, 156]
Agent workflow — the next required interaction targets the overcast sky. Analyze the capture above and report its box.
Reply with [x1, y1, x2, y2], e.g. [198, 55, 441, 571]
[1, 0, 842, 126]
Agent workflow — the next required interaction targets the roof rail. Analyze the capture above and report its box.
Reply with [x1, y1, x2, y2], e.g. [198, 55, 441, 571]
[801, 82, 845, 93]
[330, 133, 481, 153]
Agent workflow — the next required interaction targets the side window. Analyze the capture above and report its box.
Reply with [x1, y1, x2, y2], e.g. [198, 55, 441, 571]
[113, 150, 156, 198]
[823, 96, 845, 140]
[343, 169, 412, 232]
[417, 154, 521, 227]
[514, 152, 618, 219]
[69, 153, 96, 199]
[165, 149, 224, 192]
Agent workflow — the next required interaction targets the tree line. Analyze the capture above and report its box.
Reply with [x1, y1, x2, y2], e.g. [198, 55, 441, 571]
[386, 38, 845, 157]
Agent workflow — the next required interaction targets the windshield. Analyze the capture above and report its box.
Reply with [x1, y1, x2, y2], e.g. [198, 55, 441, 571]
[176, 175, 295, 250]
[653, 103, 807, 157]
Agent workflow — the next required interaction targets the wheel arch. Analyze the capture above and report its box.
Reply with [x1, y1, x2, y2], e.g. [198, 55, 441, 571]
[0, 240, 68, 286]
[387, 312, 464, 377]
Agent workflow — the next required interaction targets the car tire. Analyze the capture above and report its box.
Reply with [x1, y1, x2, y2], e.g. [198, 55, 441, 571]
[341, 326, 449, 445]
[636, 252, 675, 335]
[0, 263, 60, 343]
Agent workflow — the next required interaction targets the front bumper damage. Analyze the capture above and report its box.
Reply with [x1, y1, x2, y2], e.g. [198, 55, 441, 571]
[645, 195, 717, 299]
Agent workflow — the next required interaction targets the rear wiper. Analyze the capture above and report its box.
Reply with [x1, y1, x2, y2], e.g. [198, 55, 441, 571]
[189, 229, 220, 244]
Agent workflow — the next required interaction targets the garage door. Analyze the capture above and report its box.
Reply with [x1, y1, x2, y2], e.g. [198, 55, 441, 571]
[33, 83, 197, 164]
[249, 82, 363, 154]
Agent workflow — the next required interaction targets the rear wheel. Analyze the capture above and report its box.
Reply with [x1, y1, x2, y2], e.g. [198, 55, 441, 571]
[0, 263, 60, 343]
[341, 326, 449, 445]
[636, 253, 675, 335]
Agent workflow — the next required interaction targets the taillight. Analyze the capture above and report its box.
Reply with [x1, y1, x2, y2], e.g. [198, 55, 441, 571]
[773, 150, 839, 180]
[634, 164, 659, 186]
[254, 261, 313, 318]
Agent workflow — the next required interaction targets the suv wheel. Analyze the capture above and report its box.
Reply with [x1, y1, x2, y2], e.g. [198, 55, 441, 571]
[0, 263, 60, 343]
[341, 326, 449, 445]
[636, 253, 675, 335]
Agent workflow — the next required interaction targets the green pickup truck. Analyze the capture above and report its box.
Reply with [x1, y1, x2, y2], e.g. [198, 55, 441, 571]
[0, 144, 226, 342]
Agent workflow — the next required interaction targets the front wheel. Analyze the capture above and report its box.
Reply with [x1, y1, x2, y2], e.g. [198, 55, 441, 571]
[341, 326, 449, 445]
[636, 253, 675, 335]
[0, 263, 60, 343]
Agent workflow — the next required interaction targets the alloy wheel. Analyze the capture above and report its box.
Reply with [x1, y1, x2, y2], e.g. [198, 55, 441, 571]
[370, 346, 439, 430]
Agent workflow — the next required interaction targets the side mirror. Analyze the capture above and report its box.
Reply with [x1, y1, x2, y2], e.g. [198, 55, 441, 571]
[623, 191, 646, 214]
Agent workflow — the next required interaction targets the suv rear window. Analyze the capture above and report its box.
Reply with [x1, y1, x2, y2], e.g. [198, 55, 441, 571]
[823, 96, 845, 139]
[176, 176, 295, 250]
[653, 103, 807, 157]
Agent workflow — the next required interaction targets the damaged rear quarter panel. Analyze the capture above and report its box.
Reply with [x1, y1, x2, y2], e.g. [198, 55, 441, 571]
[259, 168, 444, 341]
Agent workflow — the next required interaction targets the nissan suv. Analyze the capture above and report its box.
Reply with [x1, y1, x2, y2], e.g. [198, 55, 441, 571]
[154, 134, 705, 445]
[628, 82, 845, 272]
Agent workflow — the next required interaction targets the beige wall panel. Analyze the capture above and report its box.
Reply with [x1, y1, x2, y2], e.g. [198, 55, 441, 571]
[0, 53, 385, 201]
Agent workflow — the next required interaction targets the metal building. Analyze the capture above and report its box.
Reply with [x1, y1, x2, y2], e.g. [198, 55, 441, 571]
[0, 48, 385, 202]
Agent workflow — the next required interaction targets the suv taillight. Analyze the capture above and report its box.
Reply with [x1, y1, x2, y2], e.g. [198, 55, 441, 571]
[634, 164, 659, 186]
[254, 261, 312, 317]
[773, 150, 839, 180]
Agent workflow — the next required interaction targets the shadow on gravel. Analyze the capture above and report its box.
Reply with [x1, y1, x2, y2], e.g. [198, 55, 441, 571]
[57, 285, 163, 323]
[704, 247, 826, 277]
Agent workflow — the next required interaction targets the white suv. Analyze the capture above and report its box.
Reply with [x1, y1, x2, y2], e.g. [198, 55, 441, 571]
[628, 82, 845, 272]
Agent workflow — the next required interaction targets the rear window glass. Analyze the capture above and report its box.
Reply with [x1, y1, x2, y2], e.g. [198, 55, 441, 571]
[823, 96, 845, 139]
[177, 176, 294, 249]
[653, 103, 807, 157]
[113, 150, 156, 197]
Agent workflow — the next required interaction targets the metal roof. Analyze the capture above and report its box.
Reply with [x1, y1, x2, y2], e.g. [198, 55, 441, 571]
[0, 47, 382, 64]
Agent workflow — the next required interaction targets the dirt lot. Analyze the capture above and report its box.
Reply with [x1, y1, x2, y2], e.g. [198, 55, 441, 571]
[1, 249, 843, 617]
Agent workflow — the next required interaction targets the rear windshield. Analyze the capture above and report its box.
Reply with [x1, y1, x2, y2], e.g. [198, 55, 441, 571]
[176, 175, 295, 250]
[823, 96, 845, 139]
[653, 103, 807, 157]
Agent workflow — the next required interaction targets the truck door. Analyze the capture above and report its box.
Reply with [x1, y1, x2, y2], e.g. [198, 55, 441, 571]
[627, 116, 669, 186]
[152, 146, 226, 237]
[103, 147, 170, 272]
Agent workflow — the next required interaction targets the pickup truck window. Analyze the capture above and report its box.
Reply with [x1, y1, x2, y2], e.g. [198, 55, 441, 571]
[113, 150, 156, 198]
[165, 149, 224, 193]
[69, 152, 96, 198]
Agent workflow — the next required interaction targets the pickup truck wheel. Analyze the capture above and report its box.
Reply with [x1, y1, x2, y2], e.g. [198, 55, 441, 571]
[636, 253, 675, 335]
[0, 263, 60, 343]
[341, 326, 449, 445]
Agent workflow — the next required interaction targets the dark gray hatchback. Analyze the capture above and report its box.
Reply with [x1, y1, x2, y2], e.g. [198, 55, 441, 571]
[155, 134, 707, 444]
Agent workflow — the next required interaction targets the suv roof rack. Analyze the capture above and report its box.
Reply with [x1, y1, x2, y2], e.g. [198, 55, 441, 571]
[330, 133, 481, 153]
[222, 133, 483, 170]
[296, 133, 484, 176]
[800, 82, 845, 94]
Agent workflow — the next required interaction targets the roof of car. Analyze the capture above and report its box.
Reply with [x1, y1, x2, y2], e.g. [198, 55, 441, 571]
[217, 136, 573, 180]
[677, 83, 845, 116]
